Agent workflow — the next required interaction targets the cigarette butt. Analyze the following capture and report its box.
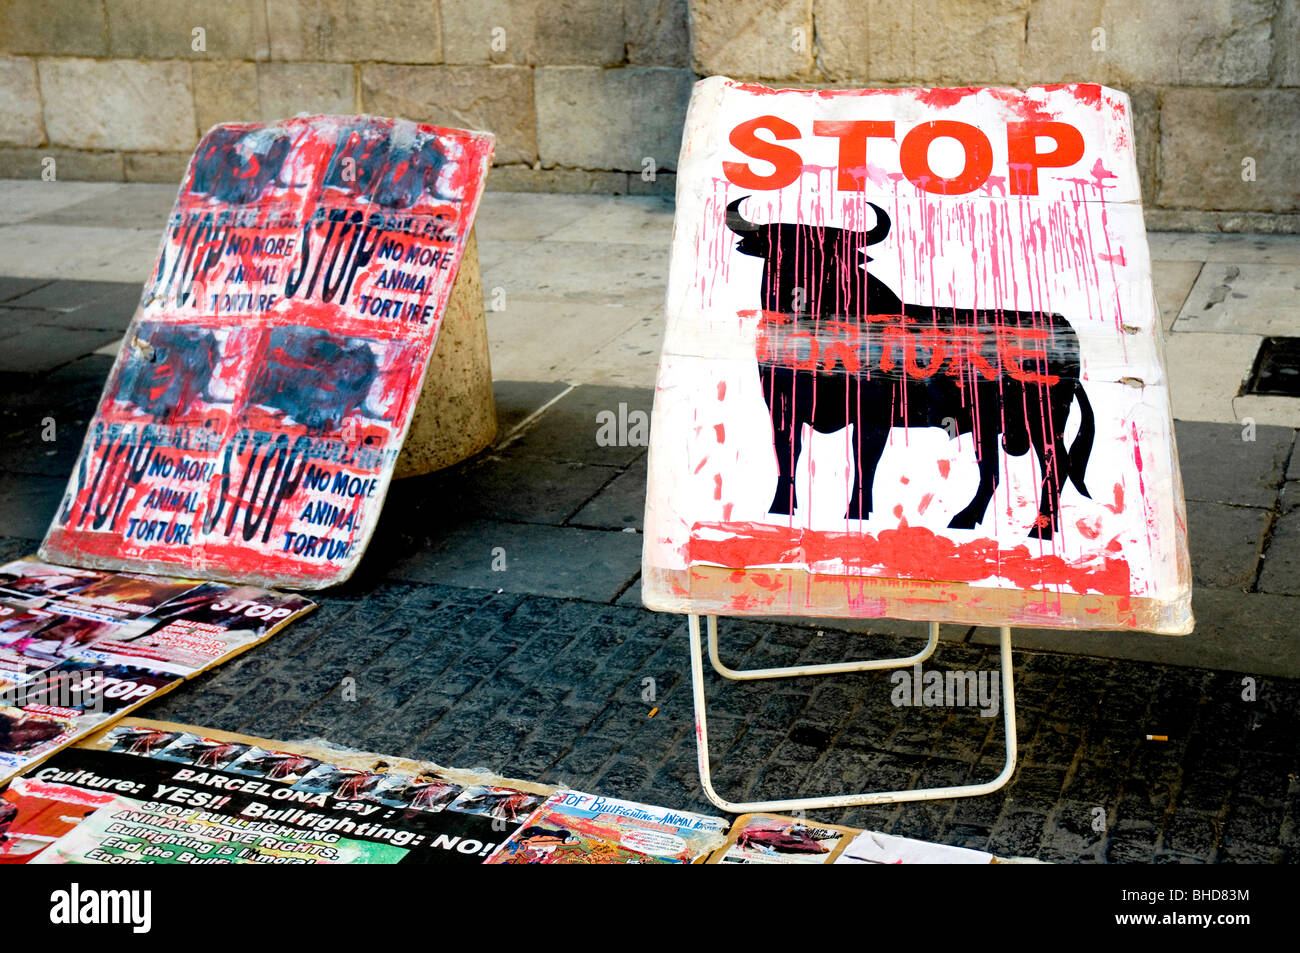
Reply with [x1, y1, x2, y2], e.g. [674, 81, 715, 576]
[648, 707, 659, 718]
[1145, 734, 1167, 742]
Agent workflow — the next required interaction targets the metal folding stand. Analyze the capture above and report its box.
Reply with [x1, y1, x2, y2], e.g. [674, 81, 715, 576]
[686, 613, 1018, 813]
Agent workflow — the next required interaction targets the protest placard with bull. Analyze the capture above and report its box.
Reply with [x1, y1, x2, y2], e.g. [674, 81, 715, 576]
[40, 116, 494, 589]
[644, 79, 1191, 634]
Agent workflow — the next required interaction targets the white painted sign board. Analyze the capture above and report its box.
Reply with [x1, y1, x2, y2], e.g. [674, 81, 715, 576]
[643, 79, 1192, 634]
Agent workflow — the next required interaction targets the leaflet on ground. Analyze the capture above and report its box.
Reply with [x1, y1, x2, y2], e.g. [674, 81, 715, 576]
[0, 561, 313, 784]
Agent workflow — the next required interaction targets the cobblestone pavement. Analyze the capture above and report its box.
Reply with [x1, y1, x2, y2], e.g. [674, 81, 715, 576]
[131, 581, 1293, 864]
[0, 186, 1298, 863]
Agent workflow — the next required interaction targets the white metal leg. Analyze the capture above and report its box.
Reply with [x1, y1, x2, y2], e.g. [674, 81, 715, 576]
[707, 614, 940, 680]
[687, 613, 1018, 813]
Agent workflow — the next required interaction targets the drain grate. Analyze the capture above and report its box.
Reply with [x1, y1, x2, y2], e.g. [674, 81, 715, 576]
[1245, 336, 1300, 397]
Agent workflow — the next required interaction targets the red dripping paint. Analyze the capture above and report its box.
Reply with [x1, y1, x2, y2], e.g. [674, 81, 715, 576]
[915, 87, 979, 108]
[1069, 84, 1103, 107]
[1089, 158, 1117, 191]
[1076, 517, 1102, 540]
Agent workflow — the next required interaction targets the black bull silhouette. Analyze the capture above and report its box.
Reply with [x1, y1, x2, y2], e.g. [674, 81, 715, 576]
[727, 197, 1095, 540]
[248, 327, 388, 433]
[190, 127, 293, 205]
[113, 323, 220, 420]
[189, 124, 448, 209]
[323, 126, 449, 208]
[112, 325, 389, 435]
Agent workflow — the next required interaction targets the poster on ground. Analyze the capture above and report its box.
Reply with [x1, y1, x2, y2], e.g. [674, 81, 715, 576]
[2, 722, 1021, 866]
[40, 115, 495, 589]
[1, 718, 554, 864]
[834, 828, 996, 864]
[0, 560, 313, 785]
[708, 812, 860, 863]
[706, 813, 1001, 864]
[643, 79, 1192, 633]
[485, 790, 729, 864]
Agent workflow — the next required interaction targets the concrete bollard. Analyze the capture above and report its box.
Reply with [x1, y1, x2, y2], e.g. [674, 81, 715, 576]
[394, 228, 497, 478]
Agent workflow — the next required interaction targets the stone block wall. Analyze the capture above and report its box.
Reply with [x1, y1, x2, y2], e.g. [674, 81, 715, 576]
[0, 0, 1295, 229]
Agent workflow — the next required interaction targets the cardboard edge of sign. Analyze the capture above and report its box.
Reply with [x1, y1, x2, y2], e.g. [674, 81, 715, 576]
[640, 564, 1194, 636]
[32, 544, 333, 593]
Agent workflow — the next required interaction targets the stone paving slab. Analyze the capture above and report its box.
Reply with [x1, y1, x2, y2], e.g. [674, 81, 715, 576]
[1185, 501, 1271, 589]
[480, 239, 669, 305]
[581, 307, 664, 389]
[616, 574, 644, 608]
[490, 379, 572, 438]
[387, 518, 642, 603]
[0, 324, 121, 373]
[1147, 232, 1300, 265]
[0, 400, 96, 479]
[1151, 259, 1203, 333]
[408, 453, 624, 527]
[473, 191, 614, 245]
[0, 276, 51, 301]
[0, 224, 161, 282]
[28, 304, 137, 332]
[0, 362, 108, 455]
[542, 194, 675, 246]
[22, 183, 177, 230]
[1176, 262, 1299, 337]
[568, 452, 647, 530]
[1164, 331, 1266, 425]
[0, 308, 44, 339]
[0, 181, 117, 226]
[971, 587, 1300, 678]
[1233, 395, 1300, 430]
[1, 277, 141, 315]
[1175, 420, 1294, 507]
[1259, 507, 1300, 596]
[1, 352, 113, 412]
[485, 297, 655, 383]
[0, 477, 65, 540]
[503, 382, 652, 467]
